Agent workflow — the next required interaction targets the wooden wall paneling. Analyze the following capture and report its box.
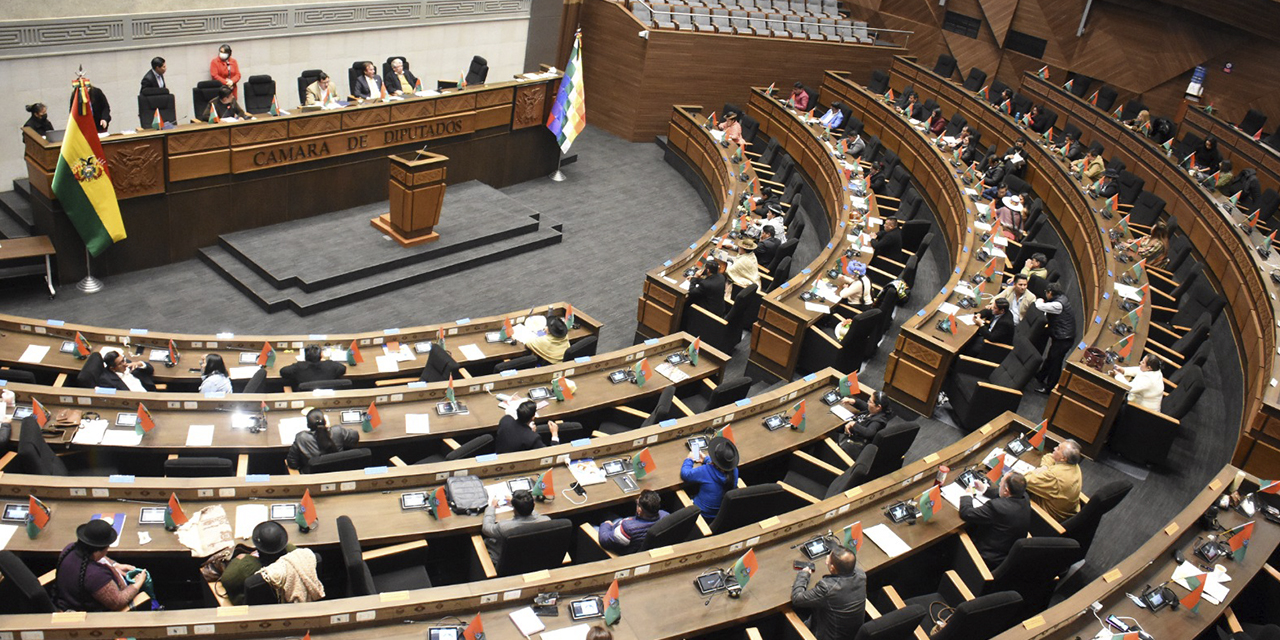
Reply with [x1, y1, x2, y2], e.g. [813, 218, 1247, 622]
[975, 0, 1018, 45]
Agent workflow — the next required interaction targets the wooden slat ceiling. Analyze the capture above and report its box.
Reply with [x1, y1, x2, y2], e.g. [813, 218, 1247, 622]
[1096, 0, 1280, 42]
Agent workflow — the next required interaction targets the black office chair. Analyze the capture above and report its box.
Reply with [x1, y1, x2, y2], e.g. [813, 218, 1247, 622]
[681, 375, 753, 413]
[242, 367, 268, 393]
[943, 334, 1043, 430]
[866, 422, 920, 480]
[306, 448, 373, 474]
[988, 80, 1010, 106]
[192, 81, 223, 118]
[707, 484, 804, 535]
[348, 61, 372, 98]
[766, 238, 800, 274]
[797, 308, 880, 376]
[1065, 72, 1094, 99]
[685, 285, 759, 354]
[782, 443, 875, 500]
[491, 519, 575, 577]
[297, 69, 324, 105]
[1116, 170, 1145, 205]
[416, 434, 494, 464]
[867, 70, 889, 95]
[563, 335, 599, 361]
[420, 347, 463, 383]
[1109, 365, 1205, 467]
[765, 256, 792, 293]
[854, 604, 927, 640]
[1047, 480, 1133, 554]
[1154, 278, 1225, 329]
[164, 457, 235, 477]
[983, 538, 1082, 613]
[494, 355, 538, 374]
[15, 416, 68, 476]
[932, 54, 957, 80]
[297, 379, 353, 392]
[381, 56, 412, 80]
[137, 88, 176, 129]
[0, 368, 37, 384]
[75, 352, 104, 388]
[1119, 99, 1146, 122]
[338, 515, 431, 597]
[598, 386, 678, 435]
[243, 75, 275, 114]
[0, 551, 55, 614]
[923, 591, 1024, 640]
[1011, 93, 1033, 118]
[641, 506, 703, 548]
[465, 56, 489, 86]
[1126, 191, 1166, 228]
[1095, 86, 1118, 112]
[962, 67, 987, 93]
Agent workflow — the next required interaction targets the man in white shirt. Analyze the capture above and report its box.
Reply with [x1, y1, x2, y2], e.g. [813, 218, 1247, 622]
[994, 274, 1036, 323]
[99, 351, 158, 392]
[753, 205, 787, 242]
[1112, 354, 1165, 412]
[353, 62, 383, 100]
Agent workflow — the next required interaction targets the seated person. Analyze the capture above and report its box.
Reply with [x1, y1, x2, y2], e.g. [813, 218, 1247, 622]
[980, 183, 1010, 212]
[977, 158, 1007, 200]
[975, 297, 1015, 347]
[55, 519, 149, 611]
[596, 490, 669, 554]
[717, 111, 743, 146]
[754, 225, 782, 268]
[927, 108, 946, 135]
[726, 238, 761, 291]
[1120, 220, 1169, 267]
[787, 82, 809, 111]
[1024, 440, 1083, 520]
[1051, 131, 1083, 159]
[871, 217, 903, 263]
[1088, 169, 1121, 199]
[1204, 158, 1233, 191]
[995, 274, 1036, 322]
[384, 58, 418, 95]
[791, 546, 867, 640]
[867, 161, 888, 193]
[586, 627, 613, 640]
[901, 93, 925, 121]
[352, 61, 383, 100]
[1124, 109, 1151, 136]
[304, 72, 335, 105]
[495, 400, 562, 453]
[993, 193, 1026, 240]
[818, 103, 844, 129]
[959, 472, 1030, 568]
[24, 102, 53, 135]
[1193, 136, 1222, 173]
[754, 204, 787, 241]
[221, 521, 297, 605]
[1020, 252, 1049, 281]
[199, 85, 250, 122]
[837, 391, 893, 457]
[1002, 138, 1028, 173]
[687, 257, 728, 316]
[844, 132, 866, 160]
[1072, 148, 1106, 183]
[198, 353, 232, 394]
[286, 408, 360, 471]
[1026, 105, 1051, 134]
[837, 260, 873, 309]
[946, 125, 972, 150]
[280, 345, 347, 389]
[482, 489, 549, 563]
[1111, 354, 1165, 412]
[680, 436, 739, 519]
[98, 350, 158, 392]
[526, 315, 571, 364]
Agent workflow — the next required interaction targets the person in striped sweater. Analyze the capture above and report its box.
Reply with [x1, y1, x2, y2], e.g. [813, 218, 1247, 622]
[597, 490, 669, 554]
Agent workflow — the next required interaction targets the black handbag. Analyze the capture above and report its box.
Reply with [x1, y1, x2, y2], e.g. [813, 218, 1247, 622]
[444, 475, 488, 515]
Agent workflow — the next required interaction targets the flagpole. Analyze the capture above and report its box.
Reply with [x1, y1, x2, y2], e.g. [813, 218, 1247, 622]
[550, 149, 567, 182]
[76, 246, 104, 293]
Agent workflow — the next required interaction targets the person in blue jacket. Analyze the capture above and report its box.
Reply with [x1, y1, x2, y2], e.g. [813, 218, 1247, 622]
[680, 436, 739, 519]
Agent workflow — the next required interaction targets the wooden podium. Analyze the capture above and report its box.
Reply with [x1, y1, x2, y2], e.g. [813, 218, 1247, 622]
[372, 151, 447, 247]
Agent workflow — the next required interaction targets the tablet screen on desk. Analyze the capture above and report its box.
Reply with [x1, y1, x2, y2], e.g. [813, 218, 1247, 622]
[569, 596, 603, 620]
[270, 504, 298, 521]
[507, 478, 533, 493]
[401, 492, 426, 510]
[340, 410, 362, 424]
[116, 412, 138, 427]
[238, 352, 258, 365]
[527, 387, 552, 401]
[2, 503, 29, 522]
[139, 507, 166, 525]
[12, 406, 32, 419]
[428, 630, 461, 640]
[60, 341, 77, 354]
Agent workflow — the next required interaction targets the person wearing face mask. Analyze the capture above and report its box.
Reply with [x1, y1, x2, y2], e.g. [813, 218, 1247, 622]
[211, 44, 241, 97]
[24, 103, 53, 136]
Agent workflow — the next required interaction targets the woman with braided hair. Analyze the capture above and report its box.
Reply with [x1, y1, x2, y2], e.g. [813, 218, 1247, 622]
[54, 519, 148, 611]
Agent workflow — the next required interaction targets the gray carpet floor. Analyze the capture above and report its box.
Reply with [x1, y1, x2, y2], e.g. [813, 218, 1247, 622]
[0, 124, 1244, 592]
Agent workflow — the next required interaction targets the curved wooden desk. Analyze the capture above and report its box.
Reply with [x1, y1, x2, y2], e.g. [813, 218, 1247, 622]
[1181, 106, 1280, 193]
[2, 333, 724, 460]
[0, 306, 601, 388]
[887, 58, 1151, 455]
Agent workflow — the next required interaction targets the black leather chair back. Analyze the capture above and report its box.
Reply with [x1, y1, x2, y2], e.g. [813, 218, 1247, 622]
[868, 422, 919, 480]
[307, 448, 373, 474]
[988, 80, 1010, 105]
[137, 88, 176, 128]
[740, 114, 760, 145]
[989, 538, 1082, 612]
[244, 75, 275, 113]
[932, 54, 957, 79]
[708, 484, 798, 534]
[564, 335, 599, 361]
[886, 164, 911, 198]
[1175, 281, 1226, 326]
[382, 56, 411, 79]
[1012, 93, 1033, 117]
[943, 113, 967, 137]
[338, 515, 378, 597]
[1095, 86, 1118, 112]
[465, 56, 489, 86]
[1161, 365, 1205, 419]
[1061, 480, 1132, 553]
[931, 591, 1024, 640]
[192, 80, 223, 118]
[495, 355, 538, 373]
[854, 603, 927, 640]
[1117, 171, 1145, 205]
[867, 70, 889, 95]
[1170, 312, 1211, 357]
[164, 457, 235, 477]
[449, 434, 495, 461]
[0, 368, 36, 384]
[1065, 72, 1094, 98]
[642, 506, 702, 548]
[242, 367, 268, 393]
[705, 376, 753, 411]
[897, 188, 924, 221]
[641, 387, 678, 429]
[0, 551, 54, 613]
[298, 379, 353, 391]
[348, 61, 370, 97]
[787, 214, 806, 240]
[962, 67, 987, 93]
[421, 347, 462, 383]
[1119, 100, 1146, 122]
[1129, 191, 1166, 227]
[768, 238, 799, 272]
[990, 335, 1043, 390]
[16, 416, 68, 476]
[297, 69, 323, 104]
[1003, 174, 1029, 196]
[768, 256, 792, 292]
[495, 518, 574, 576]
[76, 352, 104, 387]
[843, 308, 882, 372]
[825, 444, 875, 499]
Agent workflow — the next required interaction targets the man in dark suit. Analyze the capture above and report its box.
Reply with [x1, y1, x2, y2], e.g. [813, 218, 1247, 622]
[976, 297, 1015, 346]
[791, 546, 867, 640]
[754, 226, 781, 270]
[871, 217, 903, 264]
[353, 61, 383, 100]
[280, 345, 347, 389]
[69, 79, 111, 132]
[140, 57, 167, 91]
[495, 401, 561, 454]
[1090, 169, 1121, 199]
[687, 257, 728, 316]
[98, 350, 158, 392]
[959, 471, 1031, 568]
[384, 58, 418, 96]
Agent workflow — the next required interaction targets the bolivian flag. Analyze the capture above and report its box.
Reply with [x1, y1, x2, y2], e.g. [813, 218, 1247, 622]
[52, 79, 125, 257]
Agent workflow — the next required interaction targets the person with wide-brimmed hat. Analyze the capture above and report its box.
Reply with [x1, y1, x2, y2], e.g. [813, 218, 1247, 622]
[220, 521, 298, 605]
[527, 315, 571, 364]
[54, 518, 149, 611]
[680, 436, 739, 518]
[726, 237, 761, 291]
[994, 193, 1026, 241]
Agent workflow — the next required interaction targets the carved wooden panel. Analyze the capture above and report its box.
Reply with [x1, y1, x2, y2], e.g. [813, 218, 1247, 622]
[230, 121, 289, 147]
[104, 139, 164, 199]
[389, 164, 409, 185]
[436, 94, 476, 115]
[476, 87, 514, 108]
[289, 113, 342, 137]
[1063, 367, 1117, 406]
[390, 99, 437, 122]
[901, 336, 943, 369]
[415, 168, 445, 185]
[513, 84, 548, 130]
[167, 128, 229, 154]
[763, 307, 800, 335]
[342, 107, 391, 129]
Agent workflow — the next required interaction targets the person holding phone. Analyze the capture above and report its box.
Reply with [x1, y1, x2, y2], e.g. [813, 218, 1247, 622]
[54, 519, 150, 611]
[790, 546, 866, 640]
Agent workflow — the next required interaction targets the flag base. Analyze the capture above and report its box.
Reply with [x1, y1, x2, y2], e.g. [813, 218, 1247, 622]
[76, 275, 105, 293]
[550, 169, 567, 182]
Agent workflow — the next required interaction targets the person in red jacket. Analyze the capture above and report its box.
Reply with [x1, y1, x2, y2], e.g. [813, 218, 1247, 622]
[211, 44, 241, 97]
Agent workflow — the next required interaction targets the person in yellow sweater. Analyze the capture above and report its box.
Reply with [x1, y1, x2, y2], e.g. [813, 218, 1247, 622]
[526, 317, 570, 364]
[1024, 440, 1083, 521]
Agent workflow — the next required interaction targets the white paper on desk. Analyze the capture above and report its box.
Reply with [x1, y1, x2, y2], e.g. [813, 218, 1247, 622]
[1114, 282, 1142, 301]
[458, 343, 486, 361]
[941, 482, 989, 510]
[958, 314, 977, 326]
[679, 279, 691, 291]
[485, 483, 515, 514]
[941, 136, 958, 146]
[568, 459, 607, 486]
[865, 523, 911, 558]
[964, 187, 978, 197]
[655, 361, 690, 383]
[375, 354, 400, 373]
[99, 429, 143, 446]
[1172, 561, 1231, 604]
[148, 348, 169, 362]
[991, 247, 1007, 259]
[954, 283, 974, 298]
[512, 323, 539, 344]
[805, 301, 833, 314]
[72, 419, 109, 445]
[0, 524, 18, 550]
[186, 424, 215, 447]
[975, 202, 991, 216]
[415, 90, 441, 97]
[278, 416, 308, 445]
[510, 606, 546, 637]
[18, 344, 49, 364]
[851, 196, 868, 209]
[868, 216, 884, 226]
[709, 129, 725, 142]
[384, 344, 414, 362]
[228, 365, 259, 380]
[540, 624, 592, 640]
[405, 413, 431, 434]
[234, 504, 269, 540]
[992, 236, 1008, 247]
[830, 404, 855, 421]
[814, 282, 842, 304]
[974, 221, 992, 231]
[938, 302, 961, 316]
